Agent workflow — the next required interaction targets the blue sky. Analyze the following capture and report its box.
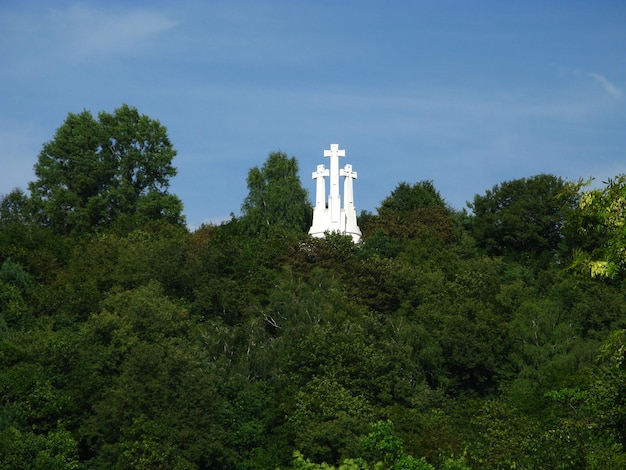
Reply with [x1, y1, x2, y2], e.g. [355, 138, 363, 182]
[1, 0, 625, 229]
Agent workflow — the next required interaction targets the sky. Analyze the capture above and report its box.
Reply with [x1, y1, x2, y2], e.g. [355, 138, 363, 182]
[1, 0, 625, 229]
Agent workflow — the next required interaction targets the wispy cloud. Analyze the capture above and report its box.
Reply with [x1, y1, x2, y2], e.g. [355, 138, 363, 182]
[60, 5, 179, 59]
[589, 72, 623, 99]
[0, 4, 179, 73]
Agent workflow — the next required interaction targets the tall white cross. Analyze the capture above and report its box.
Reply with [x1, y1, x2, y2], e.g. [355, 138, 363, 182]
[340, 164, 357, 211]
[312, 164, 329, 210]
[324, 144, 345, 224]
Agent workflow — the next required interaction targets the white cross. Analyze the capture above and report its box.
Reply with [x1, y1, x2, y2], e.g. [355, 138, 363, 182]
[312, 164, 329, 180]
[340, 164, 357, 180]
[324, 144, 345, 160]
[324, 144, 344, 225]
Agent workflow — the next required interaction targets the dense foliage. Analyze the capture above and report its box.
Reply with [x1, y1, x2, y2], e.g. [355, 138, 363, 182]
[241, 151, 311, 238]
[571, 175, 626, 278]
[27, 104, 184, 235]
[1, 106, 626, 469]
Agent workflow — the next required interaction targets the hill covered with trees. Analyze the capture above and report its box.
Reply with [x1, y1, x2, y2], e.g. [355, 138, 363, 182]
[1, 106, 625, 469]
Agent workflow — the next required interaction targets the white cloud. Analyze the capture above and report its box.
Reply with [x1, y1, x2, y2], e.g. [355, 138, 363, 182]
[0, 4, 180, 79]
[589, 72, 623, 99]
[60, 5, 180, 59]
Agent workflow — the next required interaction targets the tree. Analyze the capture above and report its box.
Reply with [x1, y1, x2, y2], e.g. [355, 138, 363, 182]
[0, 189, 31, 226]
[361, 420, 437, 470]
[366, 181, 454, 243]
[539, 331, 626, 468]
[289, 420, 442, 469]
[378, 181, 448, 213]
[28, 104, 184, 235]
[74, 283, 231, 468]
[241, 151, 311, 237]
[468, 174, 575, 266]
[0, 427, 79, 470]
[462, 399, 545, 469]
[570, 175, 626, 278]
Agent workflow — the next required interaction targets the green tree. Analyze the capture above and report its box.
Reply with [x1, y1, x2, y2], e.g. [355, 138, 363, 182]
[0, 266, 34, 332]
[287, 377, 374, 464]
[0, 189, 31, 226]
[0, 323, 80, 468]
[241, 151, 311, 237]
[569, 175, 626, 278]
[361, 420, 434, 469]
[74, 283, 231, 468]
[369, 181, 454, 244]
[379, 181, 448, 213]
[28, 104, 184, 235]
[468, 174, 575, 266]
[540, 331, 626, 468]
[289, 420, 440, 469]
[0, 427, 79, 470]
[462, 399, 543, 469]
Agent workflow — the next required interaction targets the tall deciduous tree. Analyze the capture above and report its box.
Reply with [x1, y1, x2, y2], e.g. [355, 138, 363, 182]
[379, 180, 448, 213]
[29, 104, 184, 235]
[468, 174, 575, 266]
[241, 151, 311, 237]
[367, 181, 454, 243]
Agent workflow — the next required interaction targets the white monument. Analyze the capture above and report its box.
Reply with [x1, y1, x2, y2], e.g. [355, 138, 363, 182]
[309, 144, 362, 243]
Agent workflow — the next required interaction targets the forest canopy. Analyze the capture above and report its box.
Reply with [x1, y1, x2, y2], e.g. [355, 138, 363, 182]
[1, 105, 625, 469]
